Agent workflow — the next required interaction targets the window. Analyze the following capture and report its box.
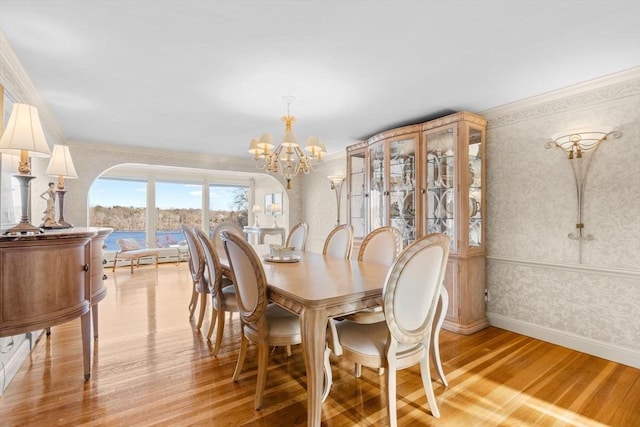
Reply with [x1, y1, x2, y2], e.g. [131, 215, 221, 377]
[89, 178, 147, 251]
[209, 184, 248, 232]
[155, 181, 202, 247]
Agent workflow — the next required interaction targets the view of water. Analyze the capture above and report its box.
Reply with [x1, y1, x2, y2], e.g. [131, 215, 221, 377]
[104, 230, 185, 251]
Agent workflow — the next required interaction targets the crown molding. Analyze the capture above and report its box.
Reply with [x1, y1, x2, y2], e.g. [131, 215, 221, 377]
[481, 67, 640, 129]
[0, 30, 66, 145]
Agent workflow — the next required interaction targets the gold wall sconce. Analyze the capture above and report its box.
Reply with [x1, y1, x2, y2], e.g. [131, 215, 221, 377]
[328, 175, 345, 225]
[546, 130, 621, 261]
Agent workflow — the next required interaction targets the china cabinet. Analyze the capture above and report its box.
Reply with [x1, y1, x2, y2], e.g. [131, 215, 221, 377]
[346, 111, 488, 334]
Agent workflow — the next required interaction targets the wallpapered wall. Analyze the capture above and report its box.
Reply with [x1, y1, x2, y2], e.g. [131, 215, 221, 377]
[300, 71, 640, 368]
[481, 72, 640, 366]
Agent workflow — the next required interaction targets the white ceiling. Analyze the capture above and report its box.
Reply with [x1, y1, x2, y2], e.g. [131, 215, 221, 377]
[0, 1, 638, 158]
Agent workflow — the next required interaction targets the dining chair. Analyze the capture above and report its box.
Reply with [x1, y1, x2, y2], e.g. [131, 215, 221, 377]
[284, 222, 308, 251]
[327, 226, 405, 378]
[194, 226, 239, 356]
[322, 224, 354, 259]
[181, 224, 209, 330]
[346, 226, 402, 325]
[221, 231, 303, 410]
[358, 226, 403, 266]
[211, 222, 244, 252]
[331, 233, 451, 424]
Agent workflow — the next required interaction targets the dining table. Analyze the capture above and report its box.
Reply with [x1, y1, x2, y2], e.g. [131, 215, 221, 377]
[221, 246, 447, 427]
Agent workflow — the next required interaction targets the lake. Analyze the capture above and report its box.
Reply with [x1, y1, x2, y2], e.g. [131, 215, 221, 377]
[104, 230, 185, 251]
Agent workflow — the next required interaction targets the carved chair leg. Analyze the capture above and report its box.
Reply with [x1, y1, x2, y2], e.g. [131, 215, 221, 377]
[188, 288, 198, 320]
[322, 346, 332, 402]
[233, 332, 248, 382]
[254, 341, 269, 410]
[196, 292, 207, 330]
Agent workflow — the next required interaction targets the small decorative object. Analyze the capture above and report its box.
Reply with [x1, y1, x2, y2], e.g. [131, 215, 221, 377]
[546, 129, 621, 263]
[40, 182, 60, 228]
[265, 244, 299, 262]
[42, 144, 78, 228]
[0, 104, 52, 234]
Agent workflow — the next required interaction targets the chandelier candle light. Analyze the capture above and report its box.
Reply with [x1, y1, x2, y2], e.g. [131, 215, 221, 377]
[0, 103, 52, 234]
[249, 96, 326, 189]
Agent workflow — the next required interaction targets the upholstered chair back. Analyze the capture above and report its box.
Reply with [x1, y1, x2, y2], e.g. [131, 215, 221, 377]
[323, 224, 354, 259]
[358, 226, 403, 266]
[285, 222, 308, 251]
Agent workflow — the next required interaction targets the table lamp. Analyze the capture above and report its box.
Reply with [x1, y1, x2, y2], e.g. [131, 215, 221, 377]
[0, 104, 52, 234]
[252, 204, 262, 227]
[45, 144, 78, 228]
[270, 203, 281, 227]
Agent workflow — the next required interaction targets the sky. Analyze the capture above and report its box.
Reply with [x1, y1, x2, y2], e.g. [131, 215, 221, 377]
[89, 178, 245, 210]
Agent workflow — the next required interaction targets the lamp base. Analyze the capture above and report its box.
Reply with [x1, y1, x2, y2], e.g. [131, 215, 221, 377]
[3, 221, 44, 235]
[42, 221, 72, 230]
[53, 189, 73, 229]
[3, 174, 44, 235]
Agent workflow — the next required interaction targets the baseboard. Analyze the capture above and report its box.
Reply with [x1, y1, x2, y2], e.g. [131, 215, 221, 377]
[0, 336, 31, 395]
[487, 313, 640, 369]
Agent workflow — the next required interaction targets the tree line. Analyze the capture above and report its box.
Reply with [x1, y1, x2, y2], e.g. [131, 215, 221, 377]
[90, 205, 248, 230]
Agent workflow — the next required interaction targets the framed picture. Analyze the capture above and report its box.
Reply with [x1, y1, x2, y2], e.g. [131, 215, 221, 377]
[264, 192, 283, 214]
[264, 194, 273, 213]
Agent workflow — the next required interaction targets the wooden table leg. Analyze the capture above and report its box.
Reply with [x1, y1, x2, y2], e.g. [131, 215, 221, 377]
[300, 307, 327, 427]
[81, 310, 92, 380]
[92, 304, 99, 339]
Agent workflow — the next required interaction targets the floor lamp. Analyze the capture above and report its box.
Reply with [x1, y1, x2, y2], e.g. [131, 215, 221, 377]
[0, 104, 52, 234]
[45, 144, 78, 228]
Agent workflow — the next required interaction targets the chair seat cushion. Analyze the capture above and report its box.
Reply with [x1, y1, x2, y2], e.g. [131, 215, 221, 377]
[214, 284, 239, 311]
[117, 248, 159, 258]
[265, 304, 300, 339]
[335, 320, 420, 358]
[342, 306, 384, 324]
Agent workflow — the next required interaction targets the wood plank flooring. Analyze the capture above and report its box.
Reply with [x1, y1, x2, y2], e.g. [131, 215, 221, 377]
[1, 263, 638, 426]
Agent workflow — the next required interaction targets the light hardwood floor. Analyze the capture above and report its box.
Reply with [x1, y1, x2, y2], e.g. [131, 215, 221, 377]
[1, 263, 638, 426]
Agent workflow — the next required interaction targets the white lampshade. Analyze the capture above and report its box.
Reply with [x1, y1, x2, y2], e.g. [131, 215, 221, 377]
[0, 104, 51, 157]
[281, 129, 298, 147]
[252, 204, 262, 213]
[257, 133, 274, 151]
[1, 153, 20, 174]
[248, 138, 260, 154]
[305, 136, 321, 152]
[45, 144, 78, 178]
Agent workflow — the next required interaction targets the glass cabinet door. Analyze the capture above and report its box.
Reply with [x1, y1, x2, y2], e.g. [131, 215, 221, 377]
[347, 149, 367, 240]
[368, 142, 385, 231]
[424, 126, 457, 252]
[388, 136, 417, 246]
[468, 126, 483, 248]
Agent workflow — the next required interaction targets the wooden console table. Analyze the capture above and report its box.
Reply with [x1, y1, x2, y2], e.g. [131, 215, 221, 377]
[0, 227, 112, 380]
[243, 226, 285, 245]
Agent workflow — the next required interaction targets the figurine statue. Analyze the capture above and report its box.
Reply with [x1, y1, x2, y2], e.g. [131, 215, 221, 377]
[40, 182, 60, 228]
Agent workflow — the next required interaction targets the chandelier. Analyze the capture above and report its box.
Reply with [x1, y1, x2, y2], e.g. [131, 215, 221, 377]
[249, 98, 326, 189]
